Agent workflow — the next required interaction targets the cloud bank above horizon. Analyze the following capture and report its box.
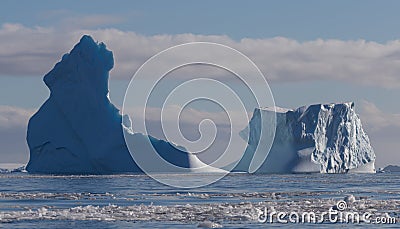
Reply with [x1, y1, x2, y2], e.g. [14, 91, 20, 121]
[1, 23, 400, 88]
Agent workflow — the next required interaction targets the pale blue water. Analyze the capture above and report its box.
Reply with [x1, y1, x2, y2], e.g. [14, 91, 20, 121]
[0, 172, 399, 228]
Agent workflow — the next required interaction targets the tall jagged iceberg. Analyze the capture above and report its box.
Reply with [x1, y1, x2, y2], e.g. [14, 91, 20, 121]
[26, 35, 217, 174]
[236, 103, 376, 173]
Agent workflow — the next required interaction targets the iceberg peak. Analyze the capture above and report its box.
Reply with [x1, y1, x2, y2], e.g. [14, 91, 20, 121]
[26, 35, 222, 175]
[44, 35, 113, 95]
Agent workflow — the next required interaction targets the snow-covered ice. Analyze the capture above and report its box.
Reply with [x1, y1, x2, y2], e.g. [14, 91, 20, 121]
[236, 103, 376, 173]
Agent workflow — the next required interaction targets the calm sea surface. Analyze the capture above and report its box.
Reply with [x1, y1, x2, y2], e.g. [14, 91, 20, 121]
[0, 172, 399, 228]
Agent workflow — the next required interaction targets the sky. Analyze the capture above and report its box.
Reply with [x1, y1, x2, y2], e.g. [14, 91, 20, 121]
[0, 0, 399, 168]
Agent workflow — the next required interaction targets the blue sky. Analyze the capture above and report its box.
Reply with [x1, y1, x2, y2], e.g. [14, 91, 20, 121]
[2, 0, 400, 42]
[0, 0, 399, 168]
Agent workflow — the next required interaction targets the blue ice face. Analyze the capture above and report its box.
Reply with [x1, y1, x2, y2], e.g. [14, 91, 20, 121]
[98, 42, 114, 71]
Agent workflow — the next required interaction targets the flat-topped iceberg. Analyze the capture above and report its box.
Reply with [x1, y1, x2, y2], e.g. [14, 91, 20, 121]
[236, 103, 376, 173]
[26, 35, 220, 174]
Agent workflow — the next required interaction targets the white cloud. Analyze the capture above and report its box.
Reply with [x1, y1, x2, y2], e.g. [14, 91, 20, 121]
[359, 100, 400, 132]
[358, 101, 400, 167]
[125, 105, 251, 134]
[0, 106, 33, 163]
[0, 105, 34, 128]
[124, 105, 250, 164]
[1, 24, 400, 88]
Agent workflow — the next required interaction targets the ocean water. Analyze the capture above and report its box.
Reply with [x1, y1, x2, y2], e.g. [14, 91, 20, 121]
[0, 172, 399, 228]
